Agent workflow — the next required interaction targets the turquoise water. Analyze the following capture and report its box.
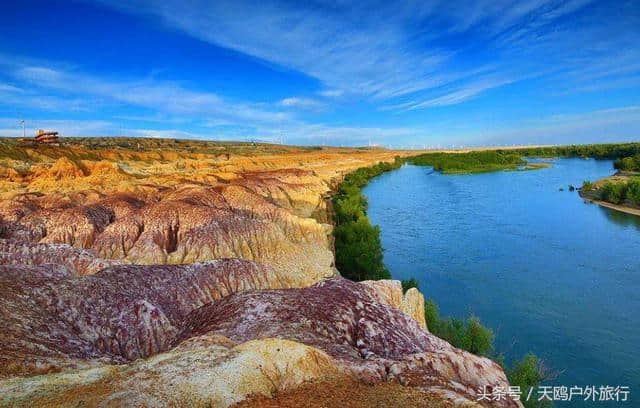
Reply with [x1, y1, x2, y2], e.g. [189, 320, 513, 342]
[363, 158, 640, 406]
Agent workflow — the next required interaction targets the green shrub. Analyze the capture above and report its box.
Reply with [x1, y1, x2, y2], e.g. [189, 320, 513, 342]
[626, 179, 640, 205]
[334, 219, 390, 281]
[614, 153, 640, 172]
[508, 354, 552, 408]
[599, 182, 626, 204]
[466, 316, 494, 356]
[401, 278, 420, 293]
[581, 180, 593, 191]
[423, 299, 494, 357]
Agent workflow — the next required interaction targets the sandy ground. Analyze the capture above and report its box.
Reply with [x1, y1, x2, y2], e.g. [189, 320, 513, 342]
[581, 197, 640, 216]
[231, 379, 452, 408]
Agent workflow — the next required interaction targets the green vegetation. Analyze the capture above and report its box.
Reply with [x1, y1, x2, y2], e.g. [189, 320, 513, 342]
[614, 153, 640, 172]
[401, 278, 420, 293]
[599, 182, 626, 204]
[513, 142, 640, 160]
[598, 179, 640, 206]
[581, 180, 594, 191]
[424, 297, 550, 406]
[332, 158, 404, 281]
[409, 151, 526, 174]
[332, 160, 550, 406]
[424, 299, 494, 356]
[507, 354, 553, 408]
[409, 142, 640, 175]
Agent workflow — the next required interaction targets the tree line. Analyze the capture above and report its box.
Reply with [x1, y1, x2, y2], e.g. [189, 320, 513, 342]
[409, 150, 526, 173]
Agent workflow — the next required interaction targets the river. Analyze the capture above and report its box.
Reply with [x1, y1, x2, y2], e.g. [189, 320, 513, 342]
[363, 158, 639, 406]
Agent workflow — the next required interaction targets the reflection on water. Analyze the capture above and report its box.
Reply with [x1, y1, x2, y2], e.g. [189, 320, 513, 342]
[364, 158, 640, 406]
[599, 206, 640, 230]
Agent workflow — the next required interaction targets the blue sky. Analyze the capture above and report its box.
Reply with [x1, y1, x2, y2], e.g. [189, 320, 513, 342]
[0, 0, 639, 147]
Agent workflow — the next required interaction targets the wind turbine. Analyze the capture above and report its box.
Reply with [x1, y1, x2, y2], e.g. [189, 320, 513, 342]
[16, 110, 26, 138]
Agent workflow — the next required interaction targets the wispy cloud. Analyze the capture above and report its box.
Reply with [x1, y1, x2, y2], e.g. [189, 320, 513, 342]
[318, 89, 344, 98]
[382, 77, 515, 111]
[2, 1, 638, 147]
[11, 64, 290, 124]
[94, 0, 605, 110]
[280, 97, 325, 111]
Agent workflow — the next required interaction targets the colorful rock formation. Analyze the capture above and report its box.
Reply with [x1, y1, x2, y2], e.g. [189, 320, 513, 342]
[0, 139, 520, 407]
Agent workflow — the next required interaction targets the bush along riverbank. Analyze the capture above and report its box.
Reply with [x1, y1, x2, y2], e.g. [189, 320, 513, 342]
[332, 159, 550, 407]
[402, 280, 552, 408]
[581, 178, 640, 208]
[332, 157, 404, 281]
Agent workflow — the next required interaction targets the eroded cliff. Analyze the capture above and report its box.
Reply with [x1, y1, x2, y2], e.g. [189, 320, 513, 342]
[0, 138, 520, 407]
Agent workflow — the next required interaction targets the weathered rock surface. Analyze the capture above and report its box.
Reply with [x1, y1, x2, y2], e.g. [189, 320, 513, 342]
[0, 241, 120, 275]
[0, 338, 341, 408]
[0, 264, 518, 407]
[362, 279, 428, 330]
[0, 184, 335, 286]
[0, 140, 519, 407]
[0, 260, 285, 377]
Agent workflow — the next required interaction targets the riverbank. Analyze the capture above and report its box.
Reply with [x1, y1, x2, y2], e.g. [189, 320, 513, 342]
[582, 197, 640, 216]
[579, 172, 640, 216]
[332, 160, 550, 408]
[579, 170, 640, 215]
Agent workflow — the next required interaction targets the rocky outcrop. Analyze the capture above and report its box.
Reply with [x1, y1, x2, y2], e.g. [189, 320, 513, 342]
[0, 260, 285, 377]
[0, 184, 335, 286]
[0, 263, 518, 407]
[362, 280, 428, 329]
[0, 241, 119, 275]
[1, 338, 341, 408]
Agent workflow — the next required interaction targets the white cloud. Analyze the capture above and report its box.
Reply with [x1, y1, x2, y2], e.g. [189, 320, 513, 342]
[13, 64, 290, 124]
[0, 83, 24, 93]
[280, 97, 325, 111]
[318, 89, 344, 98]
[93, 0, 600, 108]
[382, 77, 515, 111]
